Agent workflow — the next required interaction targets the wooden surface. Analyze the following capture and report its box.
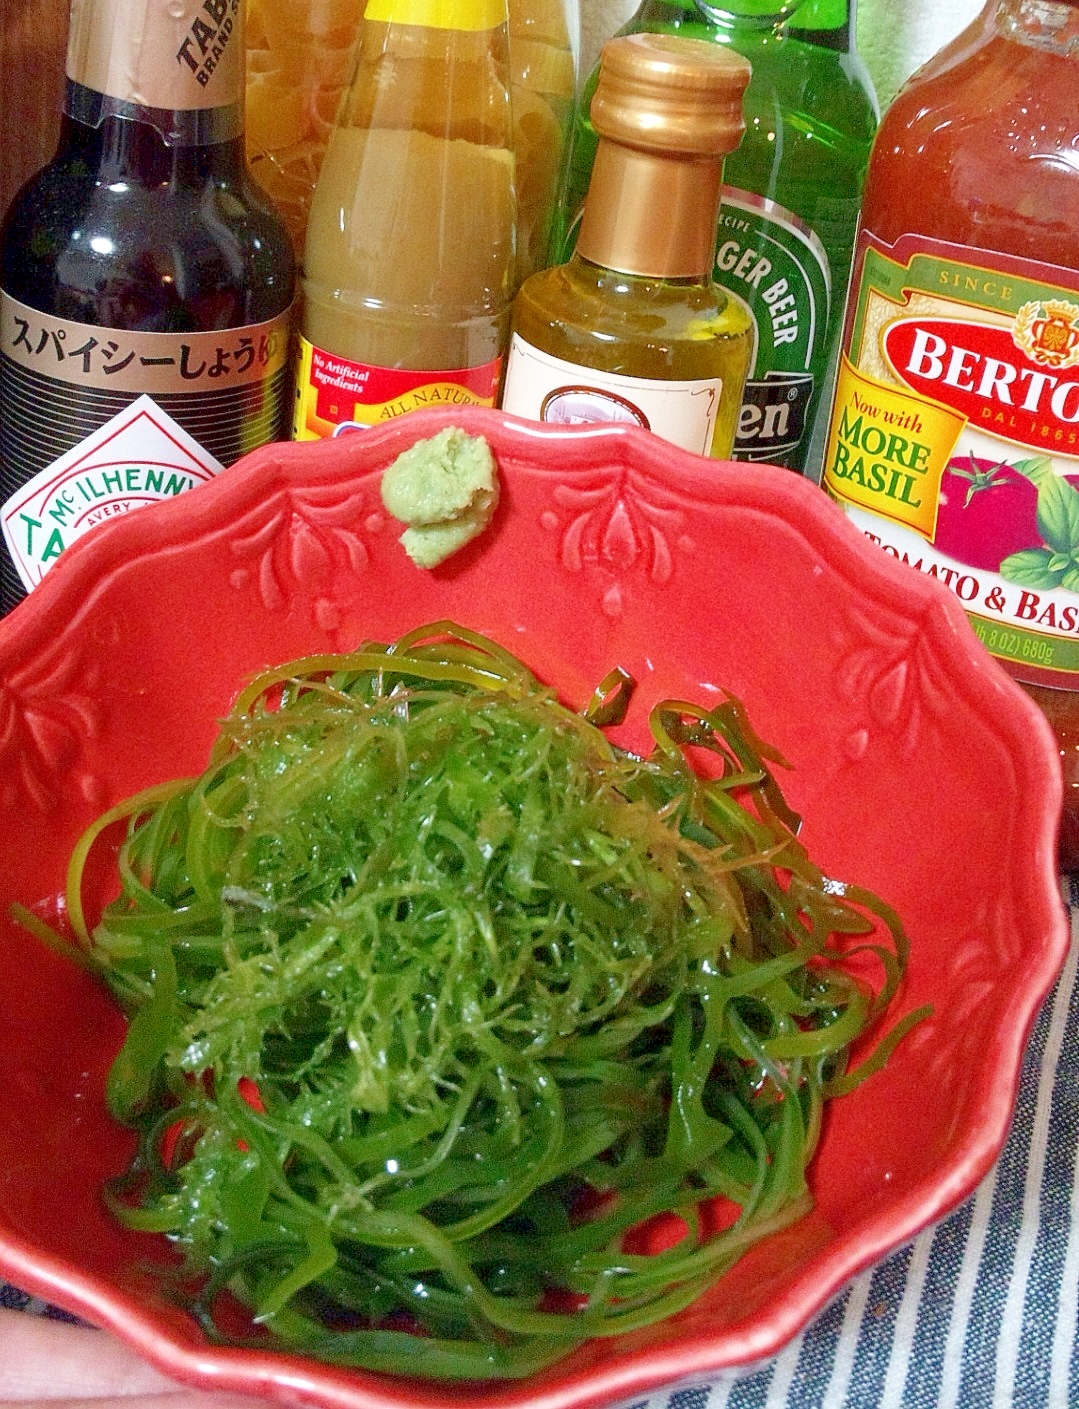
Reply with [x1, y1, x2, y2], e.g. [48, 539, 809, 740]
[0, 0, 66, 219]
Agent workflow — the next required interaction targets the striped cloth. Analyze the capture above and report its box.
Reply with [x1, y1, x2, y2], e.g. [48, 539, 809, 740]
[616, 875, 1079, 1409]
[5, 881, 1079, 1408]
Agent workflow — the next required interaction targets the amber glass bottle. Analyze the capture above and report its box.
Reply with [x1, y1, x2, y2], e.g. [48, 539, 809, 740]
[501, 32, 753, 460]
[505, 0, 578, 281]
[821, 0, 1079, 866]
[0, 0, 296, 613]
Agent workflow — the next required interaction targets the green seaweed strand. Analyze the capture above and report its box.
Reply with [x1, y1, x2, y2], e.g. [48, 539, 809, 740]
[51, 623, 919, 1381]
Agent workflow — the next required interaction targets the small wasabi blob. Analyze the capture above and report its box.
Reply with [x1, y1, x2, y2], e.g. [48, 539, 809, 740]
[380, 426, 500, 568]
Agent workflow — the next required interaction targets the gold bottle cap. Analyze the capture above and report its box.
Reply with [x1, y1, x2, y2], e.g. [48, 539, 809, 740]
[589, 32, 751, 158]
[576, 34, 751, 278]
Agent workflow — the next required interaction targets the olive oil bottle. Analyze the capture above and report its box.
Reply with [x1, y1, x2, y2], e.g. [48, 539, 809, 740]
[549, 0, 877, 476]
[500, 32, 752, 460]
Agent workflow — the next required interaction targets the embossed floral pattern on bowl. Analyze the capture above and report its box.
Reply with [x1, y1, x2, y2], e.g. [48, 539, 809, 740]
[0, 406, 1065, 1409]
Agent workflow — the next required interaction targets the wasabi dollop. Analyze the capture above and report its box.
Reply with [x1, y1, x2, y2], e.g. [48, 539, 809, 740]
[380, 426, 499, 567]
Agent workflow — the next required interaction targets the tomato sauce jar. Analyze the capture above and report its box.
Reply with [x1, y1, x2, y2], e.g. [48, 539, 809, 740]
[821, 0, 1079, 868]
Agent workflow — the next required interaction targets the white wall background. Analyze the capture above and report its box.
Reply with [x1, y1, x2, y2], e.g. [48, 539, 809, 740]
[857, 0, 984, 107]
[579, 0, 987, 109]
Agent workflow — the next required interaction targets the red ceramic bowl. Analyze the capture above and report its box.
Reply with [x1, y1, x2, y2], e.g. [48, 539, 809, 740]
[0, 406, 1066, 1409]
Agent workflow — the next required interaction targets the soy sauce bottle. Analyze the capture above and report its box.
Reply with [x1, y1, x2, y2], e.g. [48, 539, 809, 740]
[0, 0, 296, 612]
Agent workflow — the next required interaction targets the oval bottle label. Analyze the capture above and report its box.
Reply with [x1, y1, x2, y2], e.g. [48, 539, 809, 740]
[500, 335, 724, 457]
[823, 232, 1079, 688]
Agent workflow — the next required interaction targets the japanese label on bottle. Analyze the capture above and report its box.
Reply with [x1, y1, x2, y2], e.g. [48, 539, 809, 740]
[716, 187, 839, 474]
[0, 293, 292, 480]
[822, 231, 1079, 689]
[292, 335, 502, 440]
[1, 394, 223, 595]
[500, 336, 724, 457]
[0, 294, 292, 606]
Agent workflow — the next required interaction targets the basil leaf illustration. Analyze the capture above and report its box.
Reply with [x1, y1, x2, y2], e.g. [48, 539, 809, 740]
[1001, 457, 1079, 579]
[1000, 548, 1063, 589]
[1033, 472, 1079, 556]
[1010, 455, 1057, 488]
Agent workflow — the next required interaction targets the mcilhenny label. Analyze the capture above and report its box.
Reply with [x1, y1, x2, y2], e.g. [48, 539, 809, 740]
[1, 395, 223, 594]
[0, 294, 292, 594]
[823, 232, 1079, 689]
[716, 188, 835, 473]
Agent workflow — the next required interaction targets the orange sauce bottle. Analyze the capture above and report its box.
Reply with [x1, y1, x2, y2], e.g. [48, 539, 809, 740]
[821, 0, 1079, 867]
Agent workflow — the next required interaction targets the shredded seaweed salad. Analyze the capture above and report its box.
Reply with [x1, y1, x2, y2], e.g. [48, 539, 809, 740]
[31, 623, 924, 1381]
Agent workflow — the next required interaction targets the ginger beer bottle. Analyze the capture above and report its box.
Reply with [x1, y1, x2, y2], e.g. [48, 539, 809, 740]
[550, 0, 877, 477]
[0, 0, 296, 613]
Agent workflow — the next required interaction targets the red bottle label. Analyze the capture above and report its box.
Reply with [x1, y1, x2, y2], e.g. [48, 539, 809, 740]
[293, 335, 502, 440]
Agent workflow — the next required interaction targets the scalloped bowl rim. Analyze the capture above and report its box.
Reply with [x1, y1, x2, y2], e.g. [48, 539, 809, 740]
[0, 407, 1067, 1409]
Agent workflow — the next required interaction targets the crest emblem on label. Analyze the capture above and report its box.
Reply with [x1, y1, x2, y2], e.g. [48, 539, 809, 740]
[1012, 300, 1079, 371]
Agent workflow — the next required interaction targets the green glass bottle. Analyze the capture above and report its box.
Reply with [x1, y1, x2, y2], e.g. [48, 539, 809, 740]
[549, 0, 878, 477]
